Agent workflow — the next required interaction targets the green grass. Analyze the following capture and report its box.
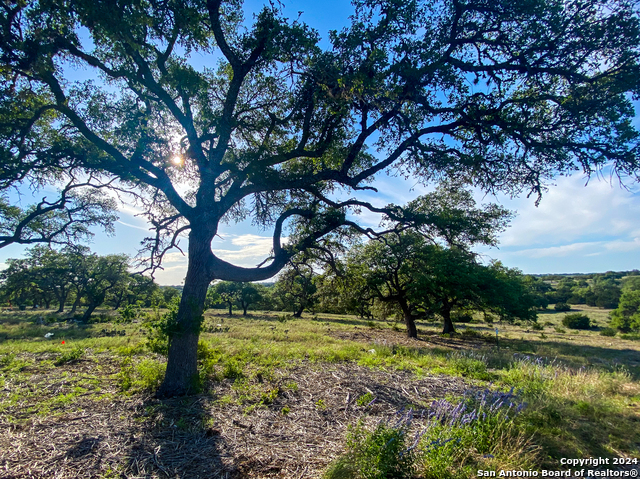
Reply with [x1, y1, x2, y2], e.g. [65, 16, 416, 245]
[1, 306, 639, 477]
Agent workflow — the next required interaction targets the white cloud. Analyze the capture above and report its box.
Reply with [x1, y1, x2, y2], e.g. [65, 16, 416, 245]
[153, 264, 188, 285]
[230, 234, 274, 247]
[212, 233, 282, 267]
[508, 241, 602, 258]
[161, 252, 188, 264]
[117, 220, 150, 232]
[496, 175, 640, 247]
[602, 237, 640, 252]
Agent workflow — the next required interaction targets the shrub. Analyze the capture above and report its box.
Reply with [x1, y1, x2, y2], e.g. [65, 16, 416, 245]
[554, 303, 571, 312]
[144, 300, 180, 355]
[562, 313, 591, 330]
[531, 322, 544, 331]
[118, 357, 166, 392]
[324, 418, 416, 479]
[54, 346, 84, 366]
[452, 311, 474, 323]
[599, 328, 617, 337]
[117, 304, 142, 323]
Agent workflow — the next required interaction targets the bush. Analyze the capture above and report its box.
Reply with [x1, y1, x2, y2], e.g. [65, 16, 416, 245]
[452, 311, 474, 323]
[554, 303, 571, 312]
[562, 313, 591, 330]
[117, 304, 142, 323]
[599, 327, 617, 337]
[324, 419, 416, 479]
[54, 346, 84, 366]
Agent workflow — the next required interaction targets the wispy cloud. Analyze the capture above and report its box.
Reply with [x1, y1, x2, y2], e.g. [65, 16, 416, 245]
[507, 241, 602, 258]
[117, 220, 150, 232]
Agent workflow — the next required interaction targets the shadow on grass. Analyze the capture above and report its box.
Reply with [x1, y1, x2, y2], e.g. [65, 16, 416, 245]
[0, 322, 99, 342]
[498, 337, 640, 380]
[523, 392, 640, 469]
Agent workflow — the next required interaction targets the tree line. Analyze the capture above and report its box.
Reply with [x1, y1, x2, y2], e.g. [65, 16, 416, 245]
[0, 246, 181, 321]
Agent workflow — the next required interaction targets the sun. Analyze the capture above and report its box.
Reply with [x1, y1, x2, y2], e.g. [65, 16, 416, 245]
[171, 155, 183, 166]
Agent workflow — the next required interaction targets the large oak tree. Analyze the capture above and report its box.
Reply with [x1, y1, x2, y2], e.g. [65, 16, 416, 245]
[1, 0, 638, 395]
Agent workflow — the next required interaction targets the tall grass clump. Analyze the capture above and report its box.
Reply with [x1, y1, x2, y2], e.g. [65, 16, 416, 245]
[419, 388, 530, 478]
[324, 413, 417, 479]
[326, 389, 530, 479]
[502, 354, 558, 396]
[446, 350, 491, 380]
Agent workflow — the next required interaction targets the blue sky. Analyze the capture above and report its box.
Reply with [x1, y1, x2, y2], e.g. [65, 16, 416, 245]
[1, 0, 639, 284]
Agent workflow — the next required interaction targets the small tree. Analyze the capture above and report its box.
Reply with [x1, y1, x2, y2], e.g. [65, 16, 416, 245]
[610, 289, 640, 332]
[273, 262, 317, 318]
[79, 254, 131, 322]
[213, 281, 241, 316]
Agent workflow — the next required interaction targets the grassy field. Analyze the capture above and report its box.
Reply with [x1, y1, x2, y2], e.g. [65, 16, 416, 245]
[0, 305, 639, 478]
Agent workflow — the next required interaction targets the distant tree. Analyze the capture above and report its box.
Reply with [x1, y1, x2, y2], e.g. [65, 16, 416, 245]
[0, 257, 37, 309]
[78, 254, 130, 322]
[522, 276, 552, 310]
[345, 233, 424, 336]
[592, 279, 622, 309]
[212, 282, 240, 316]
[348, 231, 536, 336]
[411, 247, 536, 334]
[236, 283, 263, 316]
[106, 273, 159, 309]
[273, 261, 317, 318]
[610, 289, 640, 332]
[29, 246, 75, 312]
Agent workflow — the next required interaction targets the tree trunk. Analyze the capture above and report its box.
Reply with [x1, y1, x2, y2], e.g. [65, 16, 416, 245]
[81, 303, 98, 322]
[398, 299, 417, 338]
[158, 229, 213, 398]
[227, 303, 233, 316]
[70, 293, 81, 314]
[293, 304, 304, 318]
[56, 298, 65, 313]
[442, 304, 456, 334]
[243, 303, 248, 316]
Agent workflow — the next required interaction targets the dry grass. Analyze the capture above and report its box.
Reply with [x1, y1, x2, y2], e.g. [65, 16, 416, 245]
[0, 349, 468, 478]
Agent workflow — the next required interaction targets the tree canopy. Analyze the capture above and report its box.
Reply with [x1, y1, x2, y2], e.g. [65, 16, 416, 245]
[1, 0, 639, 395]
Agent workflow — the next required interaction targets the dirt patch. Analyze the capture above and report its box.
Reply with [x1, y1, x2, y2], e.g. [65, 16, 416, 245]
[0, 359, 468, 478]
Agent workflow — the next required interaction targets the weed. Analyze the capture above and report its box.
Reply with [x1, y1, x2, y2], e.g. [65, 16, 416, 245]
[285, 381, 298, 391]
[222, 360, 244, 380]
[325, 417, 416, 479]
[316, 398, 326, 410]
[54, 346, 84, 366]
[117, 357, 165, 393]
[356, 392, 375, 407]
[447, 350, 490, 380]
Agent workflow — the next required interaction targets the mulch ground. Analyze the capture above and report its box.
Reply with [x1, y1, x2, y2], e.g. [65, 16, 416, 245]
[0, 356, 469, 479]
